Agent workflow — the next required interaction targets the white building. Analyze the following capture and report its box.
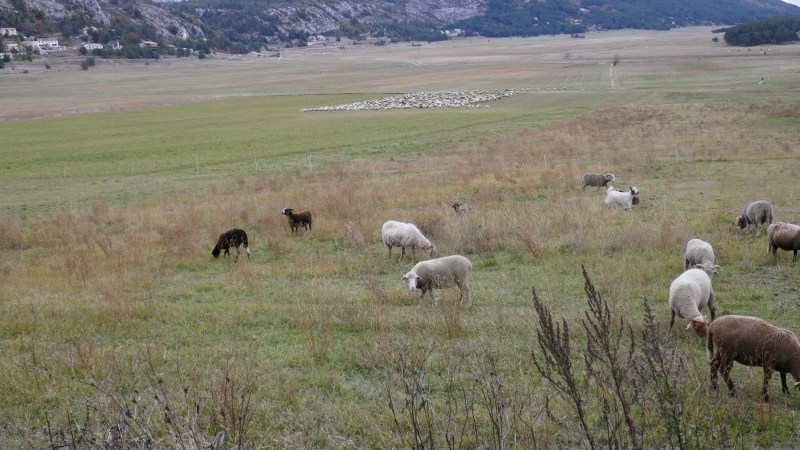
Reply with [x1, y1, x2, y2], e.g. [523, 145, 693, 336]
[1, 28, 17, 37]
[82, 43, 104, 50]
[32, 37, 65, 52]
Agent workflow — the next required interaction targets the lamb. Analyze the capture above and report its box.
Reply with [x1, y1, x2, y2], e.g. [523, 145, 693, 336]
[707, 315, 800, 402]
[452, 202, 473, 214]
[211, 228, 250, 262]
[668, 265, 719, 337]
[381, 220, 434, 262]
[734, 200, 773, 237]
[604, 185, 640, 210]
[684, 238, 716, 271]
[402, 255, 472, 307]
[580, 173, 616, 192]
[767, 222, 800, 262]
[281, 208, 312, 234]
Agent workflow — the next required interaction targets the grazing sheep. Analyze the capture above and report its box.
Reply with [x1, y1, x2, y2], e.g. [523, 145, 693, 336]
[581, 173, 616, 192]
[452, 202, 473, 214]
[734, 200, 773, 237]
[402, 255, 472, 307]
[381, 220, 434, 262]
[281, 208, 312, 234]
[604, 185, 640, 211]
[707, 315, 800, 402]
[684, 238, 716, 272]
[668, 265, 719, 337]
[768, 222, 800, 262]
[211, 228, 250, 262]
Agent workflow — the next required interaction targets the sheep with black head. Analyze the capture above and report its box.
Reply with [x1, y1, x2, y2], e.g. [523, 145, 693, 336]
[282, 208, 312, 235]
[211, 228, 250, 262]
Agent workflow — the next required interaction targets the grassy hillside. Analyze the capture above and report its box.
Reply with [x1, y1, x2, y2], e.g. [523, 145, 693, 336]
[1, 28, 800, 447]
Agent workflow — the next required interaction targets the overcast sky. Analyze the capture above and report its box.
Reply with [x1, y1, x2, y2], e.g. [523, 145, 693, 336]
[783, 0, 800, 6]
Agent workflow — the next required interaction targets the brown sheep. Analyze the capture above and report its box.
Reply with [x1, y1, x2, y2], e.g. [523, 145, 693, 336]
[211, 228, 250, 262]
[281, 208, 312, 235]
[767, 222, 800, 262]
[707, 315, 800, 402]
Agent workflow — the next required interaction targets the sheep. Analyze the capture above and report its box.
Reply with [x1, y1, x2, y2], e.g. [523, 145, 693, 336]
[580, 173, 616, 192]
[734, 200, 773, 237]
[684, 238, 716, 272]
[604, 185, 640, 210]
[668, 265, 719, 337]
[281, 208, 312, 234]
[707, 315, 800, 402]
[402, 255, 472, 307]
[452, 202, 473, 214]
[381, 220, 434, 262]
[768, 222, 800, 262]
[211, 228, 250, 262]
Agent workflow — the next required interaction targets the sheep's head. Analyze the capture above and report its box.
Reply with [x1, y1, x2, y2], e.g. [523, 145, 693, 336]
[605, 173, 616, 182]
[632, 196, 640, 206]
[686, 316, 709, 337]
[402, 272, 420, 291]
[696, 263, 720, 277]
[629, 186, 639, 196]
[281, 208, 293, 216]
[211, 246, 221, 258]
[734, 215, 748, 229]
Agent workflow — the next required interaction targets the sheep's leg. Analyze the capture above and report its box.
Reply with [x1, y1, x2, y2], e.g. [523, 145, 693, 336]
[793, 249, 797, 262]
[755, 219, 763, 237]
[708, 292, 716, 321]
[780, 372, 789, 394]
[720, 356, 736, 395]
[463, 285, 472, 307]
[669, 310, 675, 331]
[710, 353, 721, 391]
[418, 291, 425, 307]
[761, 365, 773, 402]
[411, 247, 416, 263]
[387, 244, 392, 260]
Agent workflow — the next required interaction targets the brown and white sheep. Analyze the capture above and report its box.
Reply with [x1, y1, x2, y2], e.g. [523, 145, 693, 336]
[668, 265, 718, 337]
[402, 255, 472, 307]
[734, 200, 773, 237]
[605, 186, 640, 211]
[211, 228, 250, 262]
[281, 208, 312, 234]
[381, 220, 434, 262]
[707, 315, 800, 402]
[580, 173, 616, 192]
[767, 222, 800, 262]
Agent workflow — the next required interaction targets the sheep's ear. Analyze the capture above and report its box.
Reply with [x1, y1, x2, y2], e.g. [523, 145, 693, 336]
[794, 381, 800, 389]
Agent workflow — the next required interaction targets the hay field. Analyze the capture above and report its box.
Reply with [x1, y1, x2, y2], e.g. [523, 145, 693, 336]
[1, 27, 800, 447]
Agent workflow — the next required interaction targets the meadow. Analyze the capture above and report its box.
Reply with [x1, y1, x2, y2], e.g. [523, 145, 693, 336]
[1, 27, 800, 447]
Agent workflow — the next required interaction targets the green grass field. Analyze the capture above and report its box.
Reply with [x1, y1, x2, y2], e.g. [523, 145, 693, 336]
[1, 27, 800, 447]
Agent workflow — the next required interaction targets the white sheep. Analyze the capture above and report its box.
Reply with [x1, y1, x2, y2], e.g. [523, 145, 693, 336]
[767, 222, 800, 262]
[668, 265, 719, 337]
[402, 255, 472, 307]
[707, 315, 800, 402]
[684, 238, 716, 272]
[580, 173, 616, 191]
[734, 200, 773, 237]
[605, 185, 640, 210]
[381, 220, 434, 262]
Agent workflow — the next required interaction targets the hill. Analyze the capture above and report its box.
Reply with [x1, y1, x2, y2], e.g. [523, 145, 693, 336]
[1, 0, 799, 53]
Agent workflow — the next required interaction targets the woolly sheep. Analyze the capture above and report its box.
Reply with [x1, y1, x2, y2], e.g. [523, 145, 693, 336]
[684, 238, 716, 272]
[402, 255, 472, 307]
[767, 222, 800, 262]
[211, 228, 250, 262]
[668, 265, 718, 337]
[605, 185, 640, 211]
[581, 173, 616, 192]
[281, 208, 312, 235]
[707, 315, 800, 402]
[734, 200, 773, 237]
[381, 220, 434, 262]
